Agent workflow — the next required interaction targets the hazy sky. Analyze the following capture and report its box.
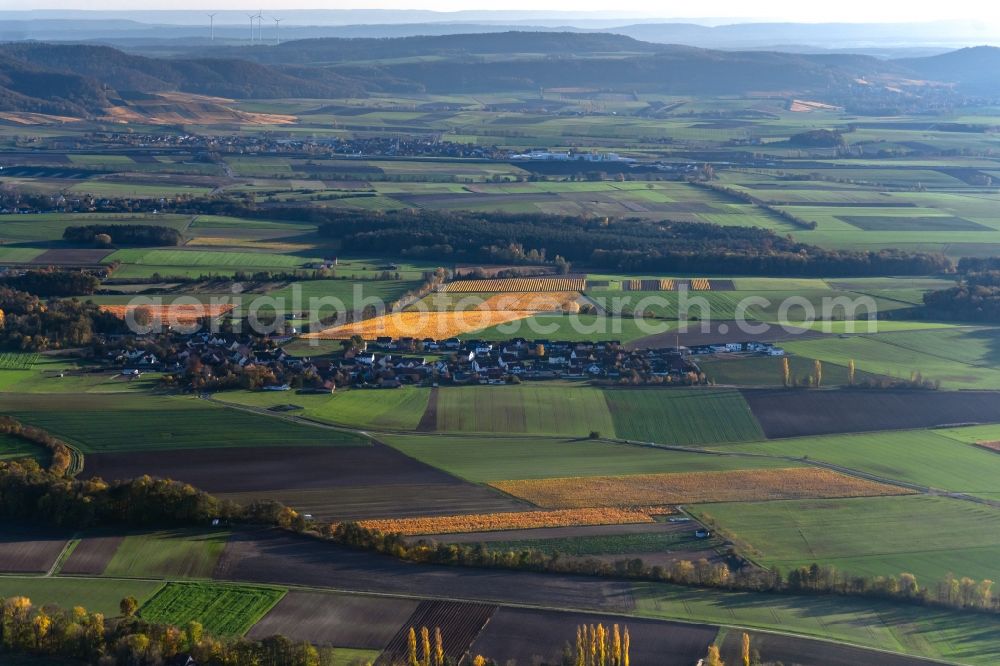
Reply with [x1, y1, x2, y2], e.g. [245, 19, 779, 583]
[5, 1, 1000, 23]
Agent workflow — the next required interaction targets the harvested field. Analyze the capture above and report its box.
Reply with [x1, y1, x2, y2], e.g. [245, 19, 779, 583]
[719, 630, 941, 666]
[248, 591, 418, 648]
[213, 529, 636, 613]
[84, 445, 450, 492]
[442, 278, 586, 292]
[306, 310, 532, 340]
[59, 534, 124, 575]
[99, 303, 235, 325]
[86, 445, 526, 520]
[475, 291, 580, 311]
[469, 607, 716, 666]
[30, 248, 113, 264]
[0, 526, 69, 573]
[354, 508, 654, 536]
[376, 600, 496, 666]
[490, 468, 910, 509]
[743, 388, 1000, 439]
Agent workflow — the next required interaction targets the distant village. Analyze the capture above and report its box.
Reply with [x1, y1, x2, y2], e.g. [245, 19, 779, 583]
[112, 330, 785, 392]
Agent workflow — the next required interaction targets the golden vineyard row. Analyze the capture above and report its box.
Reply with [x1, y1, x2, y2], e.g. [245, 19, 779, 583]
[99, 304, 235, 324]
[351, 507, 655, 536]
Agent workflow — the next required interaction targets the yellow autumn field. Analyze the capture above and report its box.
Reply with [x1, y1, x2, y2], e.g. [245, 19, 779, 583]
[351, 507, 654, 536]
[491, 468, 912, 509]
[305, 310, 534, 340]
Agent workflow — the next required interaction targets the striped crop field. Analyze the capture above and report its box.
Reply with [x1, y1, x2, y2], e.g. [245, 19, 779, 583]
[351, 507, 654, 535]
[491, 468, 912, 509]
[442, 278, 587, 292]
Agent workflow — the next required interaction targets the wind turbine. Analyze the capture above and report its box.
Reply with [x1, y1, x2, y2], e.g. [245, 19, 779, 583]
[207, 13, 216, 42]
[273, 17, 282, 44]
[247, 13, 256, 42]
[256, 10, 264, 43]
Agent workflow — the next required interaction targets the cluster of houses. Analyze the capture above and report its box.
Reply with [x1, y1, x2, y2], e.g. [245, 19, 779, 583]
[108, 330, 784, 392]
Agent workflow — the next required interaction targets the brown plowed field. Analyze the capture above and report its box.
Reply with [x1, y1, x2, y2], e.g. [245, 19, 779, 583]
[0, 526, 69, 573]
[743, 388, 1000, 439]
[213, 529, 635, 613]
[469, 607, 717, 666]
[85, 445, 526, 520]
[247, 591, 418, 649]
[375, 600, 496, 665]
[216, 484, 528, 522]
[59, 534, 125, 575]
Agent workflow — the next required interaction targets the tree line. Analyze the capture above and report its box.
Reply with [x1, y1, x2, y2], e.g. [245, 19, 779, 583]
[0, 269, 100, 297]
[0, 416, 75, 477]
[923, 270, 1000, 322]
[328, 522, 997, 615]
[0, 286, 126, 351]
[64, 224, 183, 247]
[1, 594, 334, 666]
[310, 208, 947, 277]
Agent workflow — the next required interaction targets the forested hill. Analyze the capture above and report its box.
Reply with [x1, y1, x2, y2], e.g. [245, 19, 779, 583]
[898, 46, 1000, 95]
[0, 36, 998, 117]
[210, 31, 664, 64]
[0, 43, 365, 115]
[0, 54, 110, 116]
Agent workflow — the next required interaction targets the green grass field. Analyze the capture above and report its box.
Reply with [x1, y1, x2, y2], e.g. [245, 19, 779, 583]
[0, 577, 162, 617]
[433, 384, 616, 437]
[382, 433, 793, 482]
[699, 355, 869, 386]
[267, 278, 422, 313]
[217, 387, 431, 430]
[103, 530, 231, 579]
[783, 327, 1000, 389]
[469, 314, 669, 344]
[2, 394, 365, 452]
[633, 581, 1000, 664]
[714, 428, 1000, 499]
[139, 582, 286, 636]
[0, 433, 45, 462]
[604, 388, 764, 445]
[690, 495, 1000, 583]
